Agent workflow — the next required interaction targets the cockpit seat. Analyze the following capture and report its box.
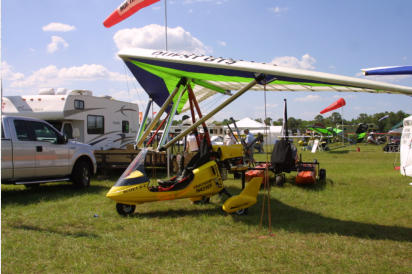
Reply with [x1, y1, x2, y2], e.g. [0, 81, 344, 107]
[156, 138, 213, 192]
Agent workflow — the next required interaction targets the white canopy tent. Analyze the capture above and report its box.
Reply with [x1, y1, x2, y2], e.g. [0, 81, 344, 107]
[229, 117, 283, 145]
[231, 117, 266, 130]
[400, 115, 412, 177]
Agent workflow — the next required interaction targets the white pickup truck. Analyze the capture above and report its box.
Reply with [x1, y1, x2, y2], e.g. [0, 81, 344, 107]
[1, 115, 97, 187]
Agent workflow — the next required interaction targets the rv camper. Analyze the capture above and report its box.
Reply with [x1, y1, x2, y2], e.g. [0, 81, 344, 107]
[2, 89, 139, 150]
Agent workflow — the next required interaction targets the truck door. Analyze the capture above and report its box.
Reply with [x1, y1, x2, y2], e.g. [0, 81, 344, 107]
[28, 120, 70, 177]
[1, 124, 14, 180]
[10, 119, 37, 179]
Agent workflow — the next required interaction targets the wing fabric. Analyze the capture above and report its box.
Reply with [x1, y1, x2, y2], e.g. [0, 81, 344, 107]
[119, 48, 412, 113]
[362, 66, 412, 76]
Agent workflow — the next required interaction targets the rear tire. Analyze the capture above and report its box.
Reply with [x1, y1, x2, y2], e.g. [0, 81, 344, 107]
[116, 203, 136, 216]
[71, 160, 91, 188]
[275, 175, 285, 186]
[319, 169, 326, 181]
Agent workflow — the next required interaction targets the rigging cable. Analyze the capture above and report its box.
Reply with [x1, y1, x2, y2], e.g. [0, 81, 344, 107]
[258, 83, 273, 235]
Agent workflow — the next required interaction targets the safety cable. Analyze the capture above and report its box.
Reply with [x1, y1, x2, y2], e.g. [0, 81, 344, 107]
[258, 83, 273, 235]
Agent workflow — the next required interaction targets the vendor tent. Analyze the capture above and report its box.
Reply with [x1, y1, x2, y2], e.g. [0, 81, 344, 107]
[230, 118, 282, 144]
[231, 117, 266, 130]
[400, 115, 412, 177]
[250, 126, 283, 145]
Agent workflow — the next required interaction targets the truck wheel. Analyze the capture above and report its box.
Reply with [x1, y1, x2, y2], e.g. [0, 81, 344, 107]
[72, 160, 91, 188]
[116, 203, 136, 216]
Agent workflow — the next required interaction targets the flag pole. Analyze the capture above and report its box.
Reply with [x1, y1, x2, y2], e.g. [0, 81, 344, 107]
[164, 0, 168, 50]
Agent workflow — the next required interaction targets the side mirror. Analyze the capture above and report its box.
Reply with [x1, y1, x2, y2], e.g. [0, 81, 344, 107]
[58, 133, 68, 144]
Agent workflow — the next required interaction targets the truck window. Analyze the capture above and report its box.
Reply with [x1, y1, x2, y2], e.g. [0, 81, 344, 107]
[87, 115, 104, 134]
[14, 120, 33, 141]
[1, 123, 5, 139]
[122, 121, 129, 133]
[30, 121, 59, 143]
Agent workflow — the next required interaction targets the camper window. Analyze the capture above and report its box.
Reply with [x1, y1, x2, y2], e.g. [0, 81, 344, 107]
[122, 121, 129, 133]
[74, 100, 84, 110]
[87, 115, 104, 134]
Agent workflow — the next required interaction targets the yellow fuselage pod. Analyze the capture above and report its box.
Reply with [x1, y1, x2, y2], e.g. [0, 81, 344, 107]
[212, 144, 243, 161]
[222, 176, 263, 213]
[106, 161, 224, 205]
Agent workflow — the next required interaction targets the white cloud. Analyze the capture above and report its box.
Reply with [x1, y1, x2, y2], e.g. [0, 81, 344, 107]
[271, 54, 316, 70]
[1, 62, 25, 81]
[294, 94, 321, 102]
[269, 6, 288, 14]
[113, 24, 210, 54]
[47, 36, 69, 53]
[217, 40, 226, 47]
[42, 22, 76, 32]
[110, 88, 147, 103]
[8, 64, 131, 89]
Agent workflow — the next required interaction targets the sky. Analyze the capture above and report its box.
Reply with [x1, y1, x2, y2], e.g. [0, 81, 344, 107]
[2, 0, 412, 122]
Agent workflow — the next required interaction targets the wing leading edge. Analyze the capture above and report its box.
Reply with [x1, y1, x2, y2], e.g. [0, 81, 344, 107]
[119, 48, 412, 112]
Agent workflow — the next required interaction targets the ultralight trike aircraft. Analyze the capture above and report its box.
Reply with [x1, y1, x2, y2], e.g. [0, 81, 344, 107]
[106, 48, 412, 216]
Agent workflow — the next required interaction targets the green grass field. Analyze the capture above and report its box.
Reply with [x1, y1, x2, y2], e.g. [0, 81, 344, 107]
[2, 144, 412, 273]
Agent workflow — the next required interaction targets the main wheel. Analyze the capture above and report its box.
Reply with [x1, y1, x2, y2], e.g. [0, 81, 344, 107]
[275, 175, 285, 186]
[319, 169, 326, 181]
[235, 208, 249, 215]
[116, 203, 136, 216]
[71, 160, 91, 188]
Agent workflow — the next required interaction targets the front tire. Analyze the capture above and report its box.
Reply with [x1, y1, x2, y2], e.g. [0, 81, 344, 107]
[116, 203, 136, 216]
[71, 160, 91, 188]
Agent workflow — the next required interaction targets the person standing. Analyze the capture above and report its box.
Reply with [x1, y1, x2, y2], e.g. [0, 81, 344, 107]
[244, 129, 255, 163]
[184, 131, 199, 167]
[224, 129, 236, 146]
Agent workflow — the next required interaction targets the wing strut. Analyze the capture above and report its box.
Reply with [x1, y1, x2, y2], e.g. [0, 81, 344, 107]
[157, 85, 186, 149]
[187, 83, 212, 147]
[136, 78, 187, 148]
[135, 98, 153, 145]
[160, 74, 265, 150]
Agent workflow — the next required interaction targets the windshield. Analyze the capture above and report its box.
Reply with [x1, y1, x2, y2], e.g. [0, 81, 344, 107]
[114, 148, 149, 186]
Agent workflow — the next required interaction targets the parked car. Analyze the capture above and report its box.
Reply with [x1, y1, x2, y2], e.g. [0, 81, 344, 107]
[1, 115, 97, 187]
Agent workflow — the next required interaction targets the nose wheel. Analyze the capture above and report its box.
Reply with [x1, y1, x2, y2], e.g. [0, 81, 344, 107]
[116, 203, 136, 216]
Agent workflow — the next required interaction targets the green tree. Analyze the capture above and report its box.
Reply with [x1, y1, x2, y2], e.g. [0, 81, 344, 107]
[330, 112, 342, 125]
[313, 115, 325, 125]
[264, 117, 272, 126]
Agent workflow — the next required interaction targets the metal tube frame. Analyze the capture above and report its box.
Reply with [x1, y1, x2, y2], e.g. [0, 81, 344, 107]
[136, 78, 187, 148]
[160, 75, 263, 150]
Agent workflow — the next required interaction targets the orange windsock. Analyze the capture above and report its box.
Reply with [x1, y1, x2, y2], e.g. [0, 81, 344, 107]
[103, 0, 160, 28]
[320, 98, 346, 114]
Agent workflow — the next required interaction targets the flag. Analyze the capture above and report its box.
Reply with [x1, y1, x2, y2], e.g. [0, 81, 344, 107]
[103, 0, 160, 28]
